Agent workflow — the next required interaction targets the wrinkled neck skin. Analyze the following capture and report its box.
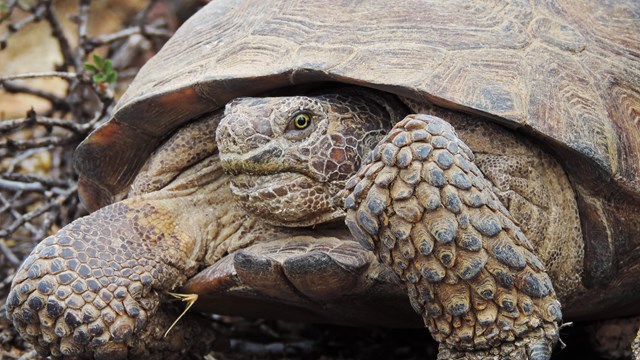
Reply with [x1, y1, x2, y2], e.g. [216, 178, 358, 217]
[125, 111, 282, 267]
[129, 156, 231, 268]
[216, 87, 407, 227]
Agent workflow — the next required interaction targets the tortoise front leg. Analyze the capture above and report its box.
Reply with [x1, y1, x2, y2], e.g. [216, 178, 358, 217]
[343, 114, 561, 359]
[6, 197, 220, 359]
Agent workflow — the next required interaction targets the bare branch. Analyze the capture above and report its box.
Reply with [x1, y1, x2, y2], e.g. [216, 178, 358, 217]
[76, 0, 90, 42]
[1, 80, 70, 110]
[0, 0, 20, 23]
[74, 0, 90, 62]
[0, 185, 76, 239]
[0, 72, 78, 81]
[0, 3, 45, 50]
[1, 173, 71, 188]
[0, 114, 90, 134]
[139, 0, 158, 22]
[86, 25, 171, 50]
[0, 239, 21, 266]
[43, 1, 78, 71]
[142, 26, 172, 38]
[4, 148, 46, 173]
[0, 134, 74, 150]
[0, 179, 47, 192]
[0, 191, 41, 237]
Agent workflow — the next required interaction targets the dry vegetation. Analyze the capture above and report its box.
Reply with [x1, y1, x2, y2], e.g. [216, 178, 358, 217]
[0, 1, 193, 358]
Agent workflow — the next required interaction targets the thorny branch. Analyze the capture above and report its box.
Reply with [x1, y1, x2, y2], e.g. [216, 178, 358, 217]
[0, 0, 184, 305]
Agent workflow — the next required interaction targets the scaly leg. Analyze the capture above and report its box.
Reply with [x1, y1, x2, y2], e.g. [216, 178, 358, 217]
[343, 114, 561, 359]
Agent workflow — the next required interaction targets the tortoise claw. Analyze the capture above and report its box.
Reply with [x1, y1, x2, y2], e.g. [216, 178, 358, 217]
[233, 249, 303, 301]
[436, 328, 555, 360]
[527, 337, 553, 360]
[282, 250, 366, 300]
[181, 237, 421, 327]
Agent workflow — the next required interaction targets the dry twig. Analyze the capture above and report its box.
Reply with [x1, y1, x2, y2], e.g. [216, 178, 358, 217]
[0, 5, 185, 356]
[0, 0, 181, 295]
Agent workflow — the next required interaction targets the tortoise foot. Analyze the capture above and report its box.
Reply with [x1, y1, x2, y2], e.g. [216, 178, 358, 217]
[282, 248, 368, 300]
[343, 114, 561, 357]
[6, 201, 218, 359]
[183, 237, 421, 328]
[437, 327, 554, 359]
[232, 238, 370, 302]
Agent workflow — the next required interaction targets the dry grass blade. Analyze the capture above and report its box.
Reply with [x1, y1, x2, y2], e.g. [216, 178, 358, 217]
[164, 292, 199, 337]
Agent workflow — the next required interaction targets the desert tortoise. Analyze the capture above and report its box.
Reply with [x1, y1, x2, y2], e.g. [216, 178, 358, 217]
[7, 0, 640, 359]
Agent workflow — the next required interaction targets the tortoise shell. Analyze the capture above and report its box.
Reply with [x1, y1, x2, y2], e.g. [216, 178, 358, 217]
[75, 0, 640, 212]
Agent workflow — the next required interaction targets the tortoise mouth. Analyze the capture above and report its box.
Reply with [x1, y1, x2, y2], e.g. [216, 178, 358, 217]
[229, 172, 343, 227]
[229, 172, 307, 195]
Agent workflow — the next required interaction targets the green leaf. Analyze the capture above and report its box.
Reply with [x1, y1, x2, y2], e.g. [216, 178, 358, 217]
[83, 63, 98, 73]
[105, 71, 118, 84]
[92, 53, 104, 69]
[92, 73, 106, 84]
[0, 3, 9, 13]
[103, 59, 112, 73]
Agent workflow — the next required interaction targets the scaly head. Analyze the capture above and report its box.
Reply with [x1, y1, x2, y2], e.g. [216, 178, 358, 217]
[216, 88, 406, 226]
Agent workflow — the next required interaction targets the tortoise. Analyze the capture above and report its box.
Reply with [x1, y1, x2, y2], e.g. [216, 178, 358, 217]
[6, 0, 640, 359]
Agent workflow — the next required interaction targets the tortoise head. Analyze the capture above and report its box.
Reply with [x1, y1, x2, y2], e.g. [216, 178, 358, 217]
[216, 89, 405, 227]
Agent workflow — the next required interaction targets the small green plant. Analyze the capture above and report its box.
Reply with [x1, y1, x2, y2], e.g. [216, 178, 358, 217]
[84, 53, 118, 85]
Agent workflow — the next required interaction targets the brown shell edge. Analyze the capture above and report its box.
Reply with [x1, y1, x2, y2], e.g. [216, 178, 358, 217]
[74, 0, 640, 212]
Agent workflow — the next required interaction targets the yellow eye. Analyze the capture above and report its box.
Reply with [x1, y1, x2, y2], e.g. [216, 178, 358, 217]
[293, 113, 311, 129]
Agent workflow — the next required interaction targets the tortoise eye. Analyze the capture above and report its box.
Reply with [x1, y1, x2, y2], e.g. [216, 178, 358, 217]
[292, 113, 311, 129]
